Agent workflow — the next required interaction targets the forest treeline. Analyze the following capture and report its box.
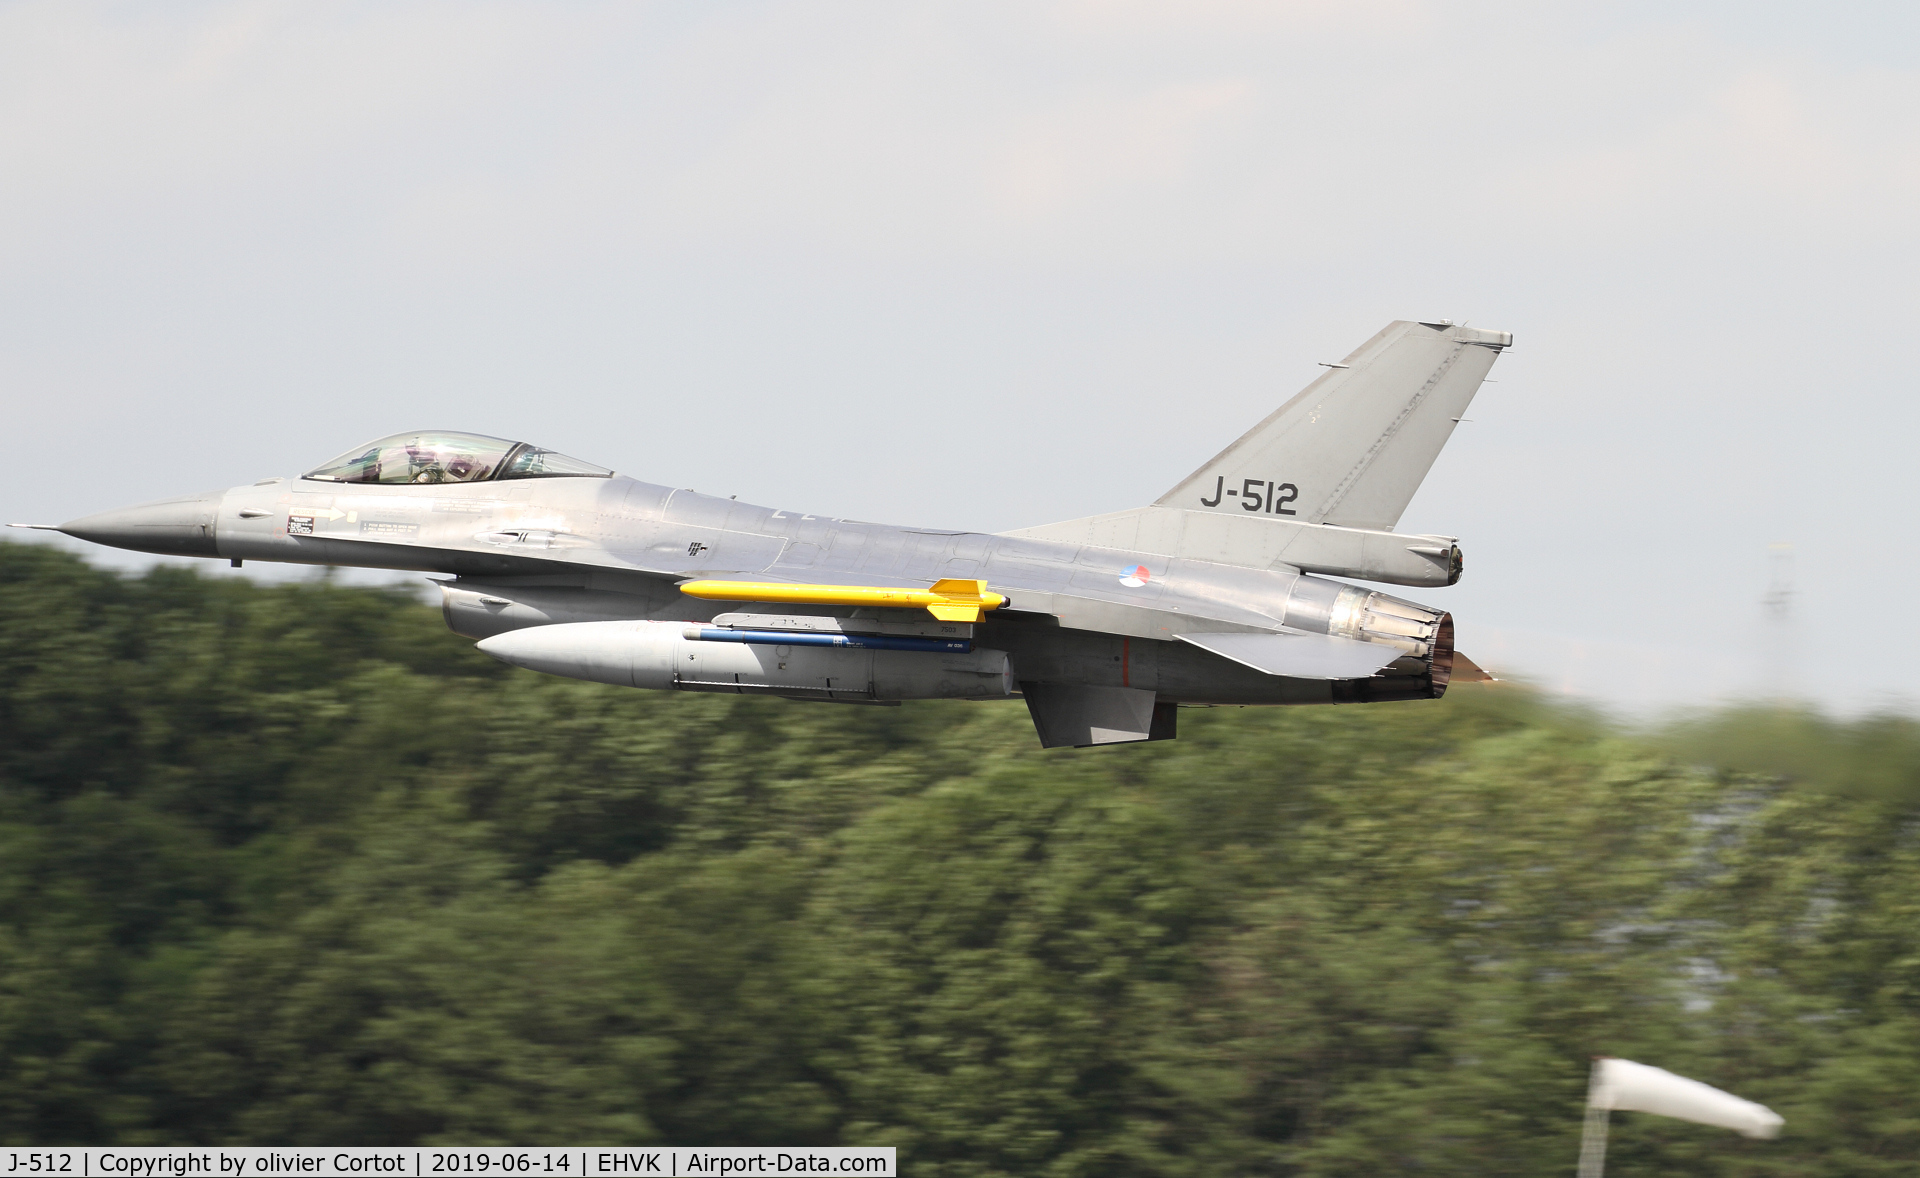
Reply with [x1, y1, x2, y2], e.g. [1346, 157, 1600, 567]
[3, 541, 1918, 1174]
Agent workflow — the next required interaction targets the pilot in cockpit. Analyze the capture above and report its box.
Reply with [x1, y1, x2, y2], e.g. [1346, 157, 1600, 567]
[304, 432, 612, 485]
[405, 441, 492, 483]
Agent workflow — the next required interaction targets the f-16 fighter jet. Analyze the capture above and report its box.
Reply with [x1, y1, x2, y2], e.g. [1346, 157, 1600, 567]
[20, 319, 1505, 747]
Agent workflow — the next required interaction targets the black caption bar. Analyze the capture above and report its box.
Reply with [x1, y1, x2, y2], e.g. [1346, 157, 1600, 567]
[2, 1150, 895, 1178]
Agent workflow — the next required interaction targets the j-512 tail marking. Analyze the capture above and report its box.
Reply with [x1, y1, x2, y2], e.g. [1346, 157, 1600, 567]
[1197, 477, 1300, 514]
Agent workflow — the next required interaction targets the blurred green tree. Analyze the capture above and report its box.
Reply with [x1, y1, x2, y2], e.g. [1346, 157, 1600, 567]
[4, 541, 1920, 1175]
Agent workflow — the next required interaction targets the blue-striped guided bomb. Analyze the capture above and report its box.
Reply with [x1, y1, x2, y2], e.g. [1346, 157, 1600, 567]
[476, 619, 1010, 700]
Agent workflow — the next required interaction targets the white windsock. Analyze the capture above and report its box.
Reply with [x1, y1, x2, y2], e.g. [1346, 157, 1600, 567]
[1589, 1058, 1783, 1139]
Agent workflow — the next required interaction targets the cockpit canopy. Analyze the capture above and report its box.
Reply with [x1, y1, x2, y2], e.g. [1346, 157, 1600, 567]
[303, 432, 613, 485]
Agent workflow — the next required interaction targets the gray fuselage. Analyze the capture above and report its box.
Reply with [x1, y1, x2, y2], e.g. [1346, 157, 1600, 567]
[64, 470, 1450, 707]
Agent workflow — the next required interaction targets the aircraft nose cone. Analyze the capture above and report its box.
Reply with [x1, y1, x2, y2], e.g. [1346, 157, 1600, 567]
[60, 490, 225, 558]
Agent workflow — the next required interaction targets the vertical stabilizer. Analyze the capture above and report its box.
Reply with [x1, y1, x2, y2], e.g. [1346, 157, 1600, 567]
[1157, 320, 1510, 532]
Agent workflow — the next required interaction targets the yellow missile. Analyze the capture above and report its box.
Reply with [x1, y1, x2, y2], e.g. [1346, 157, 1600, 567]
[678, 578, 1007, 622]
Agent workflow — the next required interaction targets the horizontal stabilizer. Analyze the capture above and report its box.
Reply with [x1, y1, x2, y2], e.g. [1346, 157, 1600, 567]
[1177, 630, 1402, 680]
[1450, 651, 1495, 683]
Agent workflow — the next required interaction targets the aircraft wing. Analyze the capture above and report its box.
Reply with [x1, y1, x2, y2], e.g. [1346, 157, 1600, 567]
[296, 520, 795, 582]
[288, 526, 703, 578]
[1175, 630, 1404, 679]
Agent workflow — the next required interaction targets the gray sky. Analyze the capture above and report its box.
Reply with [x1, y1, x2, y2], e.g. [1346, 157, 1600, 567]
[5, 1, 1916, 715]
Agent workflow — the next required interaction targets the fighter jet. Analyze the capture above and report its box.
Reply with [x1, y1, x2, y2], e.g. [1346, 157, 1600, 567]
[17, 319, 1505, 747]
